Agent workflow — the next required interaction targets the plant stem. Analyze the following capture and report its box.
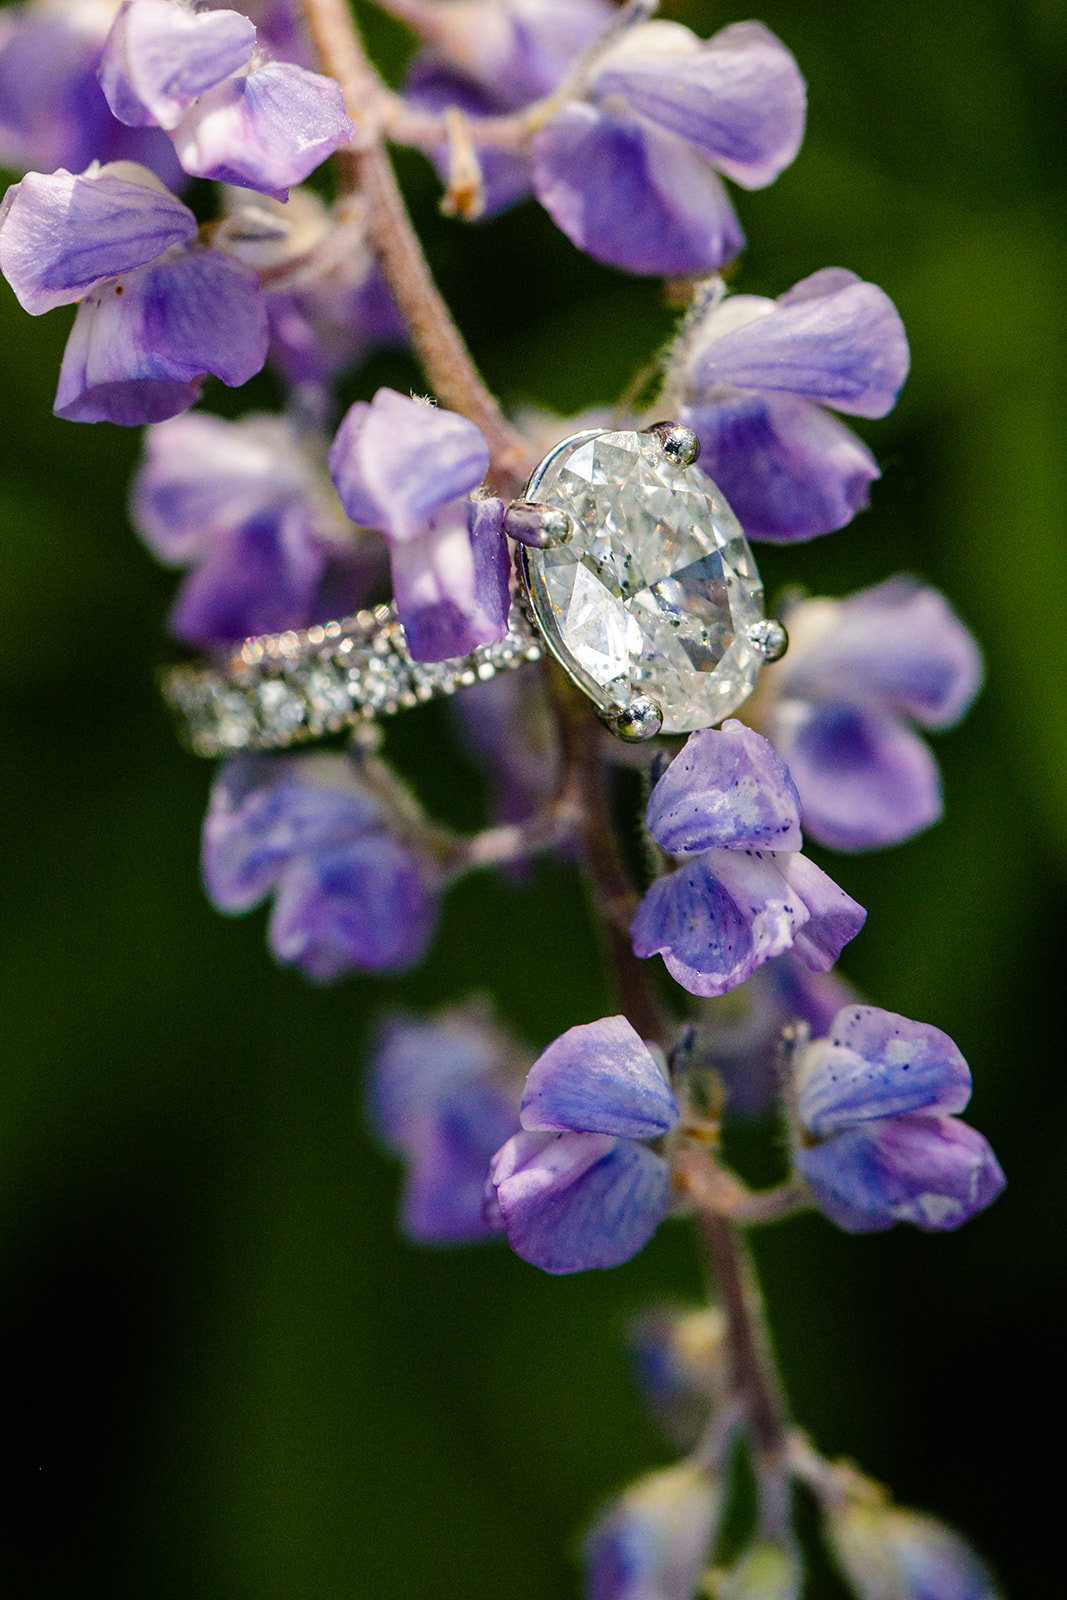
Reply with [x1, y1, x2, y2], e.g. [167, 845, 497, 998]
[294, 0, 532, 490]
[698, 1212, 788, 1474]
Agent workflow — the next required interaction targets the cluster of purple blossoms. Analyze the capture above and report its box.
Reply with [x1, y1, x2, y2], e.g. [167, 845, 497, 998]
[0, 0, 1006, 1595]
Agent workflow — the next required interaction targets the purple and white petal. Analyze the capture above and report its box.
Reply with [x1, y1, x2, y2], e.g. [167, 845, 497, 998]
[171, 61, 354, 199]
[521, 1015, 678, 1139]
[532, 100, 744, 277]
[268, 834, 438, 980]
[490, 1129, 671, 1273]
[831, 1504, 1000, 1600]
[591, 19, 805, 190]
[645, 720, 802, 856]
[797, 1006, 972, 1136]
[583, 1462, 721, 1600]
[687, 270, 908, 418]
[0, 163, 195, 314]
[774, 852, 866, 973]
[202, 754, 381, 914]
[329, 387, 490, 540]
[683, 391, 880, 544]
[768, 699, 942, 852]
[99, 0, 255, 129]
[778, 579, 984, 729]
[797, 1114, 1005, 1233]
[389, 497, 509, 662]
[54, 247, 268, 425]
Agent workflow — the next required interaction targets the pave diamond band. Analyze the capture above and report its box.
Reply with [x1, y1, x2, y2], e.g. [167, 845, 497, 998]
[162, 601, 542, 758]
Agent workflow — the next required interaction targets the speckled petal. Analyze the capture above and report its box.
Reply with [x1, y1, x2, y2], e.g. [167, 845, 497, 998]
[521, 1015, 678, 1138]
[797, 1006, 972, 1135]
[645, 720, 802, 855]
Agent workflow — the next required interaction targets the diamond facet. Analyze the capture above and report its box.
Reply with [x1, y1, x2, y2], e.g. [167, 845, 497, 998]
[520, 429, 765, 734]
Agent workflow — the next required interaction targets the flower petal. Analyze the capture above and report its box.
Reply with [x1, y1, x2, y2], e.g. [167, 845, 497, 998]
[583, 1461, 722, 1600]
[99, 0, 255, 130]
[0, 163, 195, 314]
[774, 852, 866, 973]
[796, 1006, 972, 1135]
[683, 391, 880, 544]
[769, 699, 942, 852]
[532, 100, 743, 276]
[645, 720, 802, 855]
[171, 62, 354, 199]
[329, 387, 490, 540]
[521, 1015, 678, 1138]
[798, 1114, 1005, 1233]
[490, 1129, 671, 1273]
[688, 270, 909, 418]
[402, 59, 535, 218]
[391, 497, 510, 662]
[167, 502, 329, 647]
[592, 19, 805, 189]
[830, 1503, 1001, 1600]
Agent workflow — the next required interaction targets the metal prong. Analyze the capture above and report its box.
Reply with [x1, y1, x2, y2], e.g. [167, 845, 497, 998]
[642, 421, 700, 468]
[503, 500, 574, 549]
[608, 695, 664, 742]
[745, 619, 789, 663]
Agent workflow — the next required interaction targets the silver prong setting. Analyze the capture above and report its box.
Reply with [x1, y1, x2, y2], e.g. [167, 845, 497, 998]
[746, 619, 789, 662]
[503, 499, 574, 549]
[608, 695, 664, 742]
[642, 421, 700, 468]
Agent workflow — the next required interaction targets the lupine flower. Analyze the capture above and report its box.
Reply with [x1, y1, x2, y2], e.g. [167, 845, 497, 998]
[631, 721, 866, 999]
[626, 1305, 726, 1446]
[793, 1006, 1005, 1233]
[130, 411, 380, 646]
[202, 754, 440, 981]
[486, 1015, 679, 1274]
[0, 160, 268, 423]
[531, 19, 805, 275]
[582, 1460, 722, 1600]
[99, 0, 353, 198]
[756, 578, 983, 851]
[367, 1005, 522, 1244]
[677, 270, 909, 542]
[328, 388, 511, 662]
[827, 1499, 1001, 1600]
[0, 0, 182, 182]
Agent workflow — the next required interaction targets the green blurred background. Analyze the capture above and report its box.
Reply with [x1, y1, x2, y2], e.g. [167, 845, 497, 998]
[1, 0, 1065, 1593]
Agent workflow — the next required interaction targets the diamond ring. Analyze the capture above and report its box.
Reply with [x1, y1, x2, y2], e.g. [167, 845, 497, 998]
[161, 423, 786, 758]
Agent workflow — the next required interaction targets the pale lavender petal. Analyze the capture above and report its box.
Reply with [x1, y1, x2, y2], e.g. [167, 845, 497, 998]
[831, 1504, 1000, 1600]
[592, 20, 805, 189]
[683, 392, 880, 543]
[769, 699, 942, 852]
[775, 852, 866, 973]
[99, 0, 255, 129]
[171, 61, 354, 199]
[797, 1006, 972, 1135]
[532, 100, 743, 276]
[369, 1010, 505, 1151]
[798, 1114, 1005, 1233]
[202, 755, 380, 914]
[521, 1015, 678, 1139]
[268, 835, 437, 980]
[265, 271, 405, 390]
[390, 497, 509, 662]
[583, 1463, 721, 1600]
[779, 578, 984, 729]
[54, 248, 268, 424]
[646, 720, 802, 855]
[329, 388, 490, 541]
[689, 271, 908, 418]
[167, 502, 328, 646]
[0, 164, 195, 314]
[490, 1129, 671, 1273]
[399, 1091, 519, 1242]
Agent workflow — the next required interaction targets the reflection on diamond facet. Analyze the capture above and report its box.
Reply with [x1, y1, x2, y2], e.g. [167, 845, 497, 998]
[521, 429, 764, 733]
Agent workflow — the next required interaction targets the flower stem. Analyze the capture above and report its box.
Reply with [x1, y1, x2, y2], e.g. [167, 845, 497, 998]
[294, 0, 533, 489]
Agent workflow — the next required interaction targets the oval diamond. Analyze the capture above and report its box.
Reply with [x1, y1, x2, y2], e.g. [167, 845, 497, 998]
[520, 428, 765, 734]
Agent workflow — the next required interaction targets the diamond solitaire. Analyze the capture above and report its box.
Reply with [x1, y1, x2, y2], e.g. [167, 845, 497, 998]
[518, 425, 783, 739]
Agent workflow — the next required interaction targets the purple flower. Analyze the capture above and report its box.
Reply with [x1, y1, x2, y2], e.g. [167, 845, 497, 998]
[677, 270, 910, 542]
[131, 411, 377, 646]
[757, 578, 983, 851]
[829, 1502, 1001, 1600]
[794, 1006, 1005, 1233]
[367, 1006, 522, 1244]
[202, 754, 439, 981]
[632, 721, 865, 999]
[99, 0, 353, 198]
[626, 1305, 725, 1447]
[582, 1462, 721, 1600]
[487, 1015, 679, 1274]
[531, 20, 805, 275]
[329, 388, 511, 662]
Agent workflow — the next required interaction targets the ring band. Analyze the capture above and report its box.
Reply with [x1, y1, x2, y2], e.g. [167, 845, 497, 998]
[161, 600, 542, 758]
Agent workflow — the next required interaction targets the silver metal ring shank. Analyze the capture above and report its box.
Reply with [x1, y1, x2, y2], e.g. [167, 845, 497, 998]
[161, 602, 542, 758]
